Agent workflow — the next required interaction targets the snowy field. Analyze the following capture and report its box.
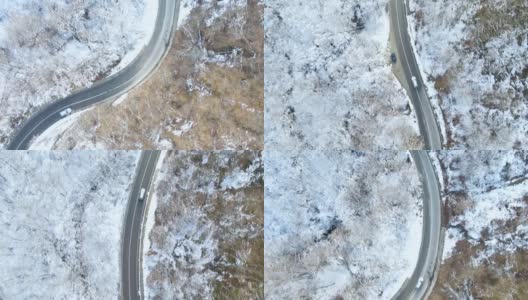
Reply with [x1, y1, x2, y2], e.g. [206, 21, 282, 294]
[144, 151, 263, 299]
[408, 0, 528, 149]
[265, 0, 423, 150]
[0, 151, 139, 299]
[265, 151, 422, 299]
[0, 0, 155, 146]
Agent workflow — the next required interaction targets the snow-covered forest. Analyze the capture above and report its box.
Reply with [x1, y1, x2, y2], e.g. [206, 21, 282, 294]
[0, 0, 153, 146]
[143, 151, 263, 299]
[265, 0, 423, 150]
[0, 151, 139, 299]
[409, 0, 528, 149]
[265, 151, 422, 299]
[432, 151, 528, 298]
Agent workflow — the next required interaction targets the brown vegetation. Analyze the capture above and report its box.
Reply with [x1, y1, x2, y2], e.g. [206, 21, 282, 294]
[56, 0, 263, 150]
[434, 73, 451, 94]
[145, 151, 263, 299]
[470, 0, 528, 50]
[431, 247, 528, 299]
[431, 152, 528, 298]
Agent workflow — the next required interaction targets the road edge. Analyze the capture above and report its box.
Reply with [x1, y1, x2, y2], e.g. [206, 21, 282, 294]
[392, 150, 443, 300]
[137, 150, 164, 299]
[422, 151, 446, 299]
[403, 0, 448, 145]
[119, 152, 145, 300]
[389, 0, 443, 150]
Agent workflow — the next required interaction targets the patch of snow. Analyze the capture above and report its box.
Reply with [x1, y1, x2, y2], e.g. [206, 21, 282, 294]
[427, 151, 445, 195]
[170, 120, 194, 137]
[157, 139, 174, 149]
[221, 158, 261, 190]
[177, 0, 197, 27]
[112, 93, 129, 107]
[443, 227, 464, 260]
[204, 0, 247, 26]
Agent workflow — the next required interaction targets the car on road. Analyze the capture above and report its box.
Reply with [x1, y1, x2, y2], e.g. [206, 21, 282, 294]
[411, 76, 419, 88]
[59, 108, 72, 117]
[390, 53, 397, 64]
[416, 277, 424, 289]
[139, 188, 146, 201]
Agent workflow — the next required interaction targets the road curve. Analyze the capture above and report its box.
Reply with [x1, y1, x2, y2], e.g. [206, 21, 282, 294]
[392, 151, 442, 300]
[6, 0, 181, 150]
[121, 150, 161, 300]
[390, 0, 442, 150]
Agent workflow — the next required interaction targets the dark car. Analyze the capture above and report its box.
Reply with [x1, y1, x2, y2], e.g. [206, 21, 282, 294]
[390, 53, 397, 64]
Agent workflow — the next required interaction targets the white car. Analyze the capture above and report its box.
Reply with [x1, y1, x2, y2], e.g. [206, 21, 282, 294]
[416, 277, 424, 289]
[411, 76, 419, 88]
[59, 108, 72, 117]
[139, 188, 146, 201]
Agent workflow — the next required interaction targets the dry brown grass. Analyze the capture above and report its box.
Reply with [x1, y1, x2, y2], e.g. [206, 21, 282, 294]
[211, 184, 263, 299]
[468, 0, 528, 50]
[431, 247, 528, 299]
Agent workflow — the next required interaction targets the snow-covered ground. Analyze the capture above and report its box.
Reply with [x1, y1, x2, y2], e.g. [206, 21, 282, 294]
[265, 150, 422, 299]
[408, 0, 528, 149]
[0, 151, 139, 299]
[434, 151, 528, 261]
[431, 151, 528, 298]
[0, 0, 156, 146]
[143, 151, 263, 299]
[265, 0, 423, 150]
[264, 3, 425, 296]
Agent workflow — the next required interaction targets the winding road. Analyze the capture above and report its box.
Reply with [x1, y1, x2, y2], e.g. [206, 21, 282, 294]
[392, 151, 442, 300]
[390, 0, 442, 150]
[390, 2, 445, 293]
[6, 0, 181, 150]
[121, 151, 161, 300]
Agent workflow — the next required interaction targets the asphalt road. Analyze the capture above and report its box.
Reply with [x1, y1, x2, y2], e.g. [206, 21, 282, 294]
[390, 0, 442, 150]
[6, 0, 180, 150]
[121, 151, 160, 300]
[392, 151, 442, 300]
